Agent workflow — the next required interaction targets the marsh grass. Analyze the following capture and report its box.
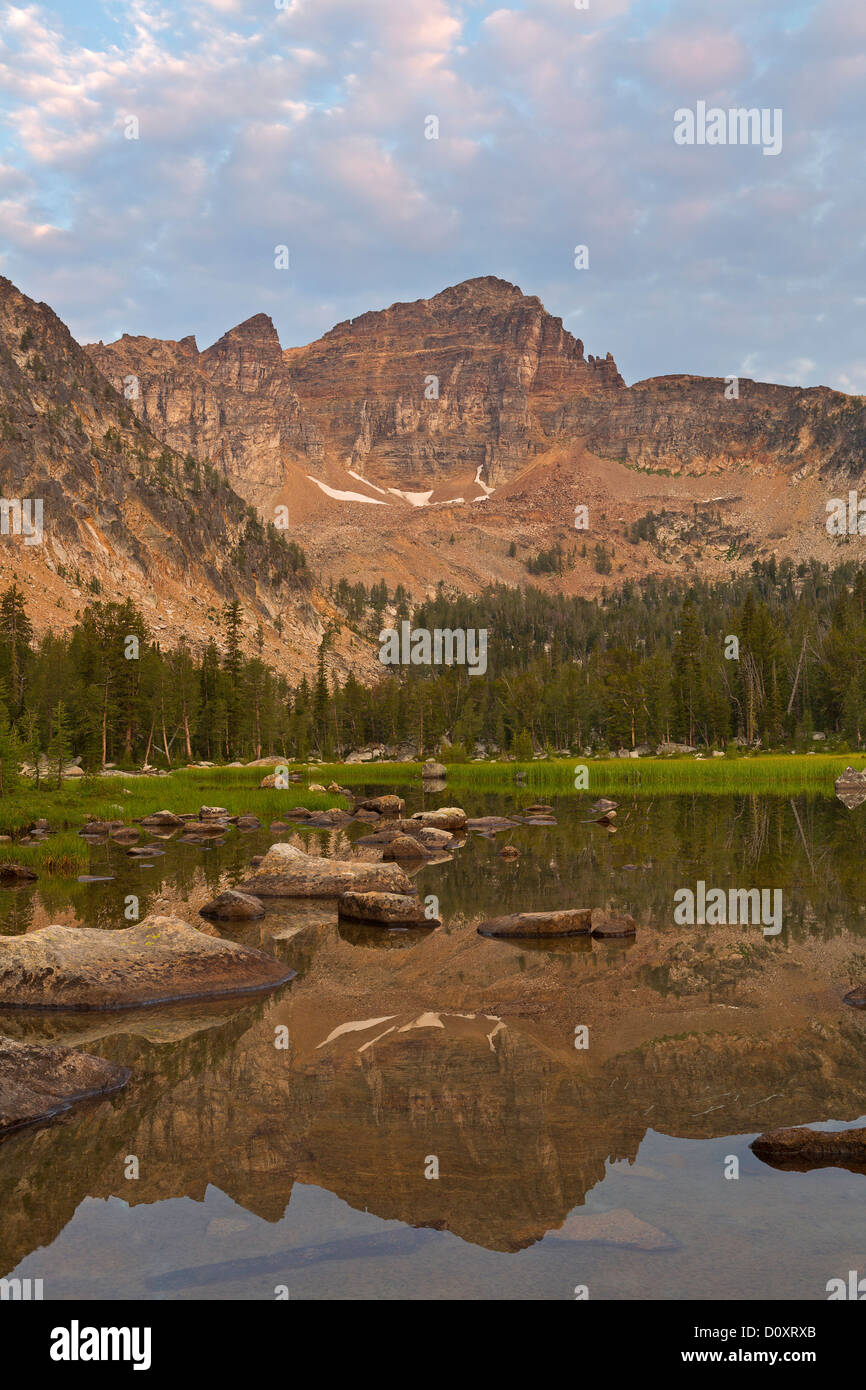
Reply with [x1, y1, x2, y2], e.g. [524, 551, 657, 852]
[0, 768, 347, 838]
[0, 831, 89, 875]
[0, 756, 853, 873]
[315, 754, 859, 796]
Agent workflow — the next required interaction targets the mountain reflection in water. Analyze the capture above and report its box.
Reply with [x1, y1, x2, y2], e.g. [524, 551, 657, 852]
[1, 789, 865, 1299]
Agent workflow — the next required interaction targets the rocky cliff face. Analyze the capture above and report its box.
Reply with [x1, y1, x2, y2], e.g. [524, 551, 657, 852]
[24, 270, 866, 610]
[0, 278, 361, 680]
[86, 276, 625, 498]
[284, 275, 624, 487]
[84, 274, 866, 509]
[580, 374, 866, 479]
[87, 313, 325, 512]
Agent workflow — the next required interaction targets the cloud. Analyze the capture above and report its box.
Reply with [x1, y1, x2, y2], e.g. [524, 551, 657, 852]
[0, 0, 862, 395]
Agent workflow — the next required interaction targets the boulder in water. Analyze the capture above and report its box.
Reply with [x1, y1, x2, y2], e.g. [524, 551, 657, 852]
[0, 916, 292, 1009]
[590, 910, 636, 937]
[751, 1126, 866, 1166]
[0, 862, 38, 882]
[0, 1035, 131, 1135]
[338, 891, 438, 927]
[410, 806, 467, 831]
[239, 843, 413, 898]
[199, 890, 266, 920]
[478, 909, 591, 938]
[354, 794, 406, 818]
[383, 834, 433, 860]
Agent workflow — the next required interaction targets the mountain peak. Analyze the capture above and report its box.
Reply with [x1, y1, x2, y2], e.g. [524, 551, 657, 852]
[209, 313, 280, 352]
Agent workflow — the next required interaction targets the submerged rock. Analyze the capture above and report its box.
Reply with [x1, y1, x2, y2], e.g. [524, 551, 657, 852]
[465, 817, 518, 833]
[199, 890, 266, 921]
[548, 1208, 677, 1251]
[0, 916, 292, 1010]
[751, 1126, 866, 1165]
[0, 1036, 131, 1135]
[337, 891, 438, 927]
[239, 842, 413, 898]
[590, 909, 636, 938]
[478, 909, 592, 938]
[843, 984, 866, 1009]
[499, 846, 521, 859]
[236, 815, 262, 830]
[109, 827, 140, 844]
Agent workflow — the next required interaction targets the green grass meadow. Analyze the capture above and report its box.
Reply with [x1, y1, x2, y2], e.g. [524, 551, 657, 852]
[0, 754, 857, 875]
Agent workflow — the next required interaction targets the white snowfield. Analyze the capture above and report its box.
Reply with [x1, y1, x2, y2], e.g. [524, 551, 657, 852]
[307, 471, 495, 508]
[387, 488, 433, 506]
[307, 476, 388, 504]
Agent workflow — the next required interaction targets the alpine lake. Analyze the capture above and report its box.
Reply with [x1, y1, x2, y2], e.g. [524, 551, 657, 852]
[1, 774, 865, 1302]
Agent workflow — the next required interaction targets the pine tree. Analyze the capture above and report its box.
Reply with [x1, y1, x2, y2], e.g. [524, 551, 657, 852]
[49, 700, 72, 788]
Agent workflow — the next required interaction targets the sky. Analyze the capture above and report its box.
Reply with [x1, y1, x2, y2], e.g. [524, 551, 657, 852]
[0, 0, 864, 390]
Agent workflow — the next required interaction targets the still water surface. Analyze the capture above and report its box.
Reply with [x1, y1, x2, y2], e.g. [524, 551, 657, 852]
[1, 788, 864, 1300]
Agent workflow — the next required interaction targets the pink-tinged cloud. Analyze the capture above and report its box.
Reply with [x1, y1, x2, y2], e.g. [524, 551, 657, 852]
[642, 29, 751, 90]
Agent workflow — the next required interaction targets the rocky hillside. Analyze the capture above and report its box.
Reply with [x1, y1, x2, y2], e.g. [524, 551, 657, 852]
[283, 275, 624, 489]
[87, 276, 625, 504]
[0, 269, 858, 616]
[580, 373, 866, 479]
[0, 277, 371, 680]
[81, 275, 866, 605]
[87, 312, 325, 509]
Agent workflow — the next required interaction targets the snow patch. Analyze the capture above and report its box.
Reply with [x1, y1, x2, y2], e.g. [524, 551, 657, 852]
[347, 469, 390, 496]
[308, 476, 388, 505]
[386, 488, 434, 507]
[474, 465, 494, 496]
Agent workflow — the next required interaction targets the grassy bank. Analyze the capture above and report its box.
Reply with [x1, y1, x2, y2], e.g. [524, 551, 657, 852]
[0, 754, 855, 844]
[0, 768, 347, 837]
[0, 831, 90, 874]
[315, 754, 859, 796]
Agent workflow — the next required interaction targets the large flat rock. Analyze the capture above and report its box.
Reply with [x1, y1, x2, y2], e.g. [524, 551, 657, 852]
[478, 909, 592, 938]
[338, 891, 437, 927]
[0, 916, 293, 1011]
[239, 842, 412, 898]
[0, 1035, 131, 1134]
[751, 1125, 866, 1166]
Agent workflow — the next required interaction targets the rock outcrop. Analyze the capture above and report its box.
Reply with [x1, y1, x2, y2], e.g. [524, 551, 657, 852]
[0, 1036, 131, 1135]
[751, 1125, 866, 1166]
[0, 917, 292, 1009]
[337, 891, 438, 927]
[239, 843, 413, 897]
[478, 909, 592, 938]
[199, 890, 266, 921]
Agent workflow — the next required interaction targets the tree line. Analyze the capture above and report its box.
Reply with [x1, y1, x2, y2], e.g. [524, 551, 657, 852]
[1, 555, 866, 785]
